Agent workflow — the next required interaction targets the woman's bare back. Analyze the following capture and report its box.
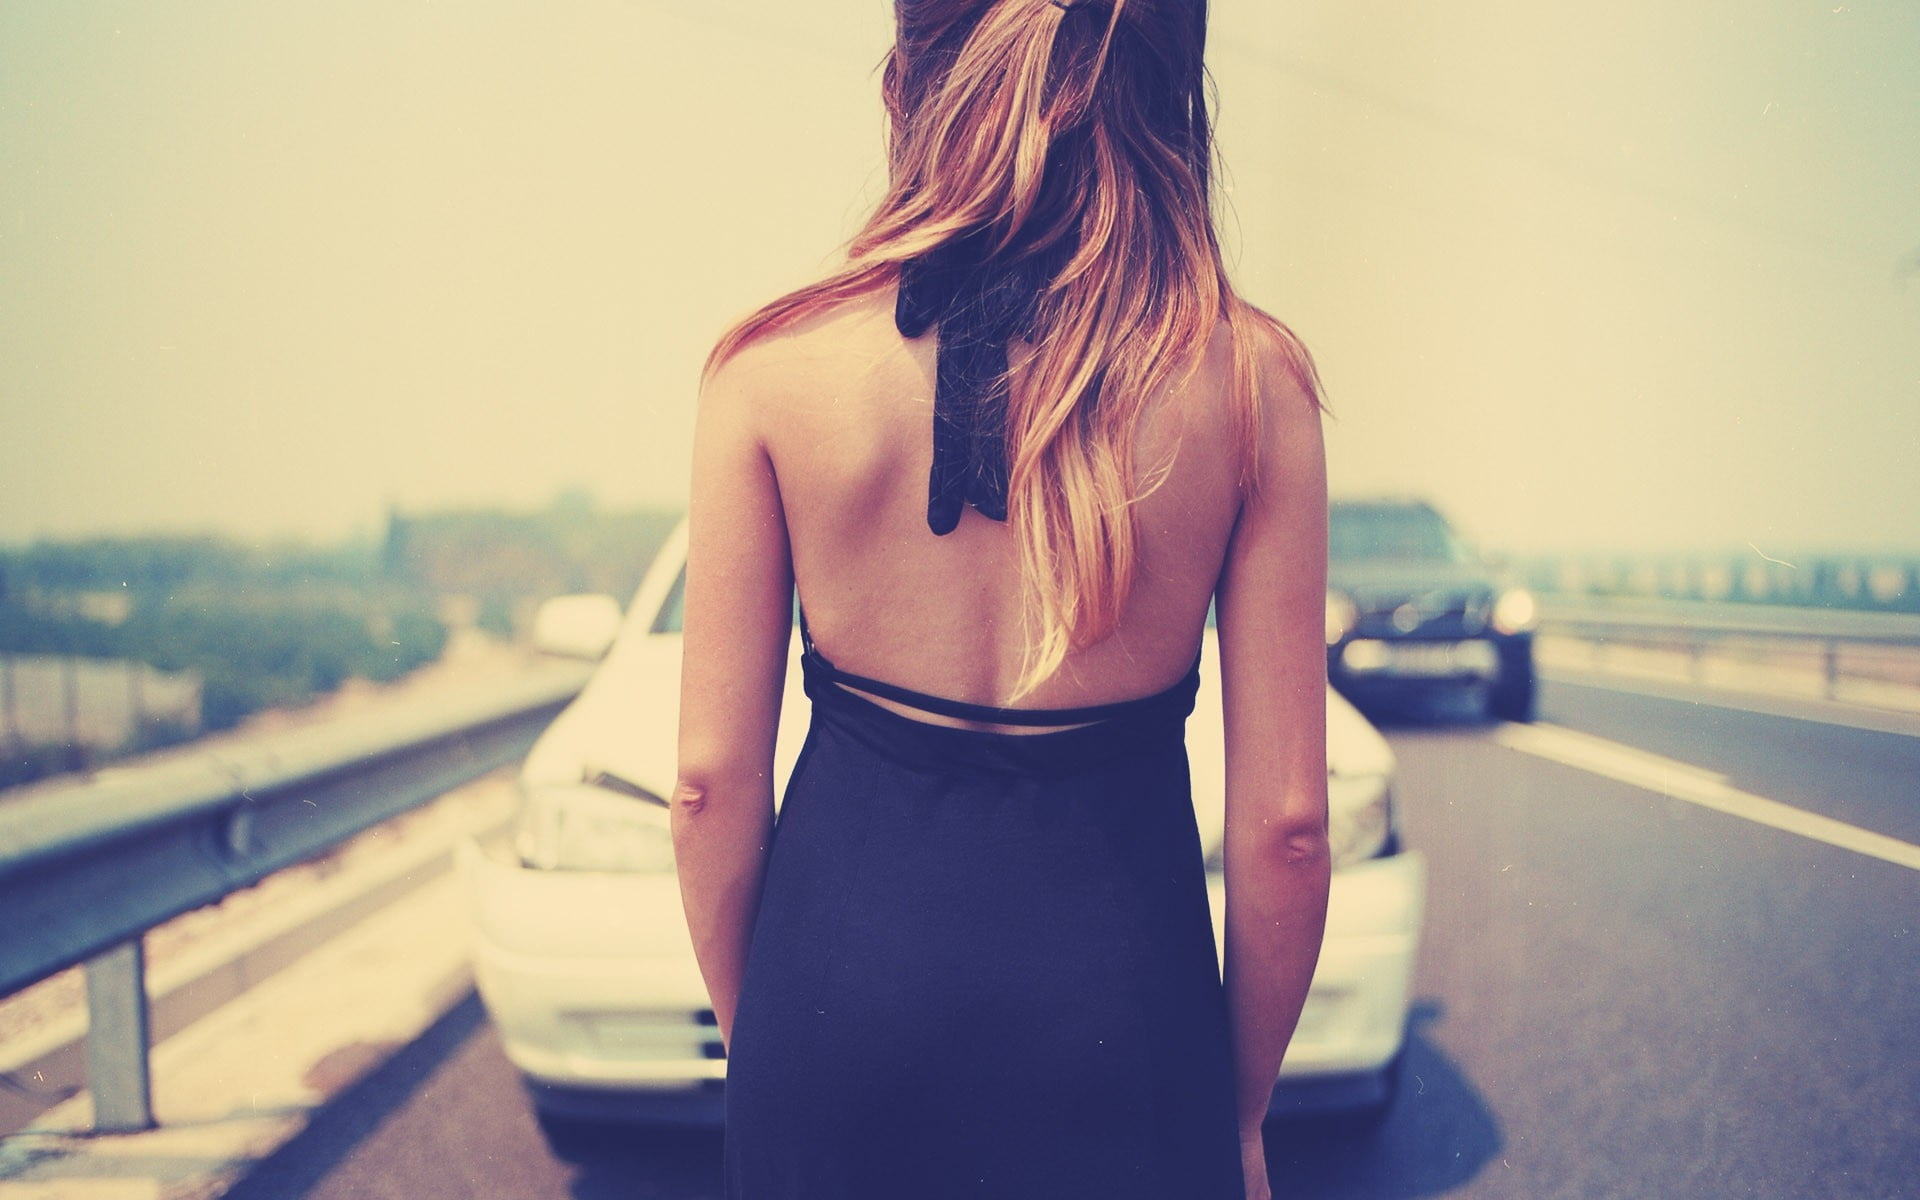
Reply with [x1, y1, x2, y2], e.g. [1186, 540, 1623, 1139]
[737, 287, 1249, 720]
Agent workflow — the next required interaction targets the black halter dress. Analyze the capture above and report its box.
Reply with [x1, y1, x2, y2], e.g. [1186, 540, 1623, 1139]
[720, 246, 1244, 1199]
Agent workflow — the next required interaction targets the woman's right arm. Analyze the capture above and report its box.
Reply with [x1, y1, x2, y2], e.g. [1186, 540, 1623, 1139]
[672, 350, 794, 1048]
[1213, 349, 1332, 1194]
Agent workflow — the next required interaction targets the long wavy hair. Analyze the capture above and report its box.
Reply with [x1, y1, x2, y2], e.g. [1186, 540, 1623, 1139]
[707, 0, 1319, 695]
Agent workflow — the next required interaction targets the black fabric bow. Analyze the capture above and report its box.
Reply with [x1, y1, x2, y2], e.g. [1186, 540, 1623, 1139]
[896, 231, 1065, 535]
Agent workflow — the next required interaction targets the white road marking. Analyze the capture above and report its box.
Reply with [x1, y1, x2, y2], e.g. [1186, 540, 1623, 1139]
[1542, 667, 1920, 740]
[1494, 722, 1920, 873]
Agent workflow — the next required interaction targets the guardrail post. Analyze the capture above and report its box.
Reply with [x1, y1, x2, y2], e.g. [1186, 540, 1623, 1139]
[1, 654, 18, 748]
[1823, 641, 1840, 701]
[84, 939, 155, 1132]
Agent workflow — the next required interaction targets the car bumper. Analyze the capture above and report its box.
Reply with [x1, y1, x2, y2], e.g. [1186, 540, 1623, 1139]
[1209, 849, 1425, 1089]
[1331, 636, 1500, 684]
[1328, 633, 1531, 695]
[460, 841, 1426, 1117]
[458, 840, 725, 1099]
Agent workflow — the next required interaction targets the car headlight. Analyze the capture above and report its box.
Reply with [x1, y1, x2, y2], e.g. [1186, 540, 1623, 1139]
[514, 777, 677, 873]
[1491, 587, 1538, 635]
[1325, 590, 1358, 646]
[1327, 768, 1394, 869]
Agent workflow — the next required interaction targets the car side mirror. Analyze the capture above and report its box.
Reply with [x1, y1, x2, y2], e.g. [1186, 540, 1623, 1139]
[531, 594, 623, 661]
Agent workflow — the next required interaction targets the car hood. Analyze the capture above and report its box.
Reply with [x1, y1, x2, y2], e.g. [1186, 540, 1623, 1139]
[1328, 558, 1500, 598]
[521, 630, 1393, 863]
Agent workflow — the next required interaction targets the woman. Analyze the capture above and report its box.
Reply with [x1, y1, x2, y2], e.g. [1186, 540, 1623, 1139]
[672, 1, 1329, 1196]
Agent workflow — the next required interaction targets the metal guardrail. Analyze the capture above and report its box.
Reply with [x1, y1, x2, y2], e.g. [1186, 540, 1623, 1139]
[5, 593, 1913, 1135]
[1515, 552, 1919, 612]
[0, 660, 592, 1132]
[1537, 596, 1920, 699]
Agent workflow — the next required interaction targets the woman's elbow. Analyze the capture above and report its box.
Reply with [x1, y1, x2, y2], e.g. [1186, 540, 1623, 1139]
[669, 764, 773, 829]
[1273, 821, 1331, 869]
[670, 776, 713, 819]
[674, 733, 771, 810]
[1232, 810, 1332, 870]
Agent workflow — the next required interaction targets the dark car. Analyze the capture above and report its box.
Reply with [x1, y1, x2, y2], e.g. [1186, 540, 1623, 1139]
[1324, 499, 1537, 721]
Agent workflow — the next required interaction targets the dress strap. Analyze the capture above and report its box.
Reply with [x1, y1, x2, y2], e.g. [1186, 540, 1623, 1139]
[798, 608, 1200, 728]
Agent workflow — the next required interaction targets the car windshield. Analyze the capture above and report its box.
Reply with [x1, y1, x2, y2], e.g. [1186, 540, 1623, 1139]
[653, 567, 687, 634]
[1330, 505, 1471, 563]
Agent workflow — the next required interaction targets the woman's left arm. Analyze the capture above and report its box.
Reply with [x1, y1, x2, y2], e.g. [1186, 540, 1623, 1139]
[672, 354, 793, 1047]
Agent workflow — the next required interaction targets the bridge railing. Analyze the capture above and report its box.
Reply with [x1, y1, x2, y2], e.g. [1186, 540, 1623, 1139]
[1536, 595, 1920, 700]
[0, 661, 591, 1133]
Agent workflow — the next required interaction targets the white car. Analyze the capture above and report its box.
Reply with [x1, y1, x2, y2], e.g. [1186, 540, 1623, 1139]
[460, 522, 1426, 1141]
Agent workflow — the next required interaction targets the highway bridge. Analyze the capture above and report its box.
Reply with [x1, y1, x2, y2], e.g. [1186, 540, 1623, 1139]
[2, 632, 1916, 1199]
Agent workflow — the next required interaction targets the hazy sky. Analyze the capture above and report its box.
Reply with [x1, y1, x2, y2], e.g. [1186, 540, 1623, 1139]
[2, 0, 1915, 554]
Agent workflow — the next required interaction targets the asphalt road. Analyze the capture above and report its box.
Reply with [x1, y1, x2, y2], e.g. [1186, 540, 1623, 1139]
[225, 675, 1920, 1200]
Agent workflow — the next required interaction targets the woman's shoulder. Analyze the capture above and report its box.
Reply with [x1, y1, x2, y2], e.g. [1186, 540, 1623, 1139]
[698, 285, 918, 448]
[1163, 305, 1320, 438]
[1227, 302, 1321, 411]
[707, 287, 901, 392]
[1221, 304, 1325, 502]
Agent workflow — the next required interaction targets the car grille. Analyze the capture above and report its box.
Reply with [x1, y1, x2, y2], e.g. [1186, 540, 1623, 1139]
[1344, 587, 1489, 641]
[1348, 589, 1493, 640]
